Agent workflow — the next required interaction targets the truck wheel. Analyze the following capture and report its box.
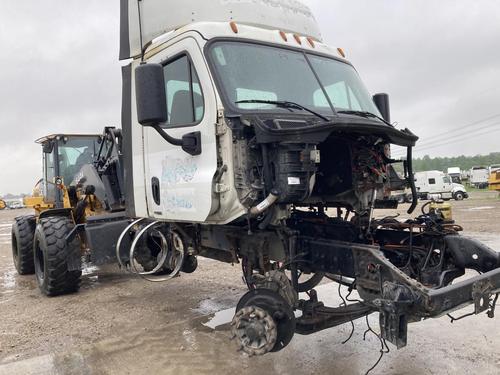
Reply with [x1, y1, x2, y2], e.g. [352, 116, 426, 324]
[396, 195, 405, 204]
[454, 192, 465, 201]
[11, 215, 36, 275]
[34, 217, 82, 296]
[181, 255, 198, 274]
[405, 194, 414, 203]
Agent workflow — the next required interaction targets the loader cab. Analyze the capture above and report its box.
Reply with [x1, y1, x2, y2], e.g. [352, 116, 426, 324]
[37, 134, 102, 208]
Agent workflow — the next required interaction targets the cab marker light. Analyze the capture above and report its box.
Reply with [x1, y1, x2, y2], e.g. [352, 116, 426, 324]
[230, 21, 238, 34]
[337, 47, 346, 58]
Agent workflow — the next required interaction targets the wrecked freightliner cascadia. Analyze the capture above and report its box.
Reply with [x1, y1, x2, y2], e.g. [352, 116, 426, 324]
[118, 0, 500, 354]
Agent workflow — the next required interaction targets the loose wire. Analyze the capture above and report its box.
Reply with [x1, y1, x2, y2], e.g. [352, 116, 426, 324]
[363, 315, 390, 375]
[337, 278, 355, 345]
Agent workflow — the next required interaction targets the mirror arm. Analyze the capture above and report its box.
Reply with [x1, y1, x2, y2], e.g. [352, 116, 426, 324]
[152, 124, 183, 146]
[151, 124, 202, 156]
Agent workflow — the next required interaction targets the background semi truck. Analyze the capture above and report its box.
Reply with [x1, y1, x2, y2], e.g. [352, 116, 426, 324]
[447, 167, 462, 183]
[414, 170, 468, 201]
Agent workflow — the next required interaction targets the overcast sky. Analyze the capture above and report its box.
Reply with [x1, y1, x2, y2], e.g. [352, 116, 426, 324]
[1, 0, 499, 194]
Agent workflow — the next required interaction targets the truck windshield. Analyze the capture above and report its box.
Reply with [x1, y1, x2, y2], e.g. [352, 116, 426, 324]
[208, 41, 380, 117]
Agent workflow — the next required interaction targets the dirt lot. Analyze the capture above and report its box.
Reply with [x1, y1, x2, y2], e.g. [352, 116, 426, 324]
[1, 192, 499, 375]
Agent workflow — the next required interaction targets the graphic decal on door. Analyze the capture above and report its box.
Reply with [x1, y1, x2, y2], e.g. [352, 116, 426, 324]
[161, 155, 199, 214]
[161, 157, 198, 185]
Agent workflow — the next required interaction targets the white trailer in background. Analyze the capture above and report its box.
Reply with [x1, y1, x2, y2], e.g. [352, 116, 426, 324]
[447, 167, 461, 183]
[470, 166, 489, 189]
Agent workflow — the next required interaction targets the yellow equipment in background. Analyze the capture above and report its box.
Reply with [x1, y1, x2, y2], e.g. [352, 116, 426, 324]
[22, 134, 104, 218]
[11, 130, 127, 297]
[489, 170, 500, 192]
[429, 200, 453, 222]
[0, 199, 6, 210]
[23, 179, 53, 215]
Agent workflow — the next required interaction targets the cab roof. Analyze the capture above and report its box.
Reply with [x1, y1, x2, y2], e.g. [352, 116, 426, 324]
[120, 0, 322, 60]
[143, 21, 346, 64]
[35, 134, 101, 145]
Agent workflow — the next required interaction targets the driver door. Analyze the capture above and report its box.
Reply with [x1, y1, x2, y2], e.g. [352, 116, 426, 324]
[142, 37, 218, 222]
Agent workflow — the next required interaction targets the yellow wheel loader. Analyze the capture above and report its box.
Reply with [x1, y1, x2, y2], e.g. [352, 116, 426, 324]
[11, 128, 131, 295]
[0, 199, 6, 210]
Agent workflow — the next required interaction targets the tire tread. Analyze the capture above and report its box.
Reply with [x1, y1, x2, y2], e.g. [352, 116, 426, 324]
[12, 215, 36, 275]
[36, 217, 81, 296]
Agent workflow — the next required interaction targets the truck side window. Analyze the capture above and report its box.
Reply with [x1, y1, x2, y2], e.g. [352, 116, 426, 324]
[429, 178, 436, 185]
[163, 55, 204, 127]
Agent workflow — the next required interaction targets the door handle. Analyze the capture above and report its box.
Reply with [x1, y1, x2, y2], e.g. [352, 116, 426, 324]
[151, 177, 161, 205]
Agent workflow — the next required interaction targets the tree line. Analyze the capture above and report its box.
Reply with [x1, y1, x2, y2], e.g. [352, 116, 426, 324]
[412, 152, 500, 172]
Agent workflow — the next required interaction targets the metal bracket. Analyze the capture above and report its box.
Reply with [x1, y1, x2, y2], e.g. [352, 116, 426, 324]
[375, 299, 409, 349]
[216, 122, 227, 136]
[216, 110, 227, 136]
[373, 281, 414, 349]
[472, 280, 494, 314]
[214, 183, 230, 193]
[65, 223, 86, 243]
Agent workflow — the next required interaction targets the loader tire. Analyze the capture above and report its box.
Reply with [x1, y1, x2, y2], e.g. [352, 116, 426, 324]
[34, 217, 82, 296]
[11, 215, 36, 275]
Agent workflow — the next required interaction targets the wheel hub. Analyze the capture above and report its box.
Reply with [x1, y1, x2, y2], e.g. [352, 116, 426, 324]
[233, 288, 296, 355]
[231, 306, 277, 356]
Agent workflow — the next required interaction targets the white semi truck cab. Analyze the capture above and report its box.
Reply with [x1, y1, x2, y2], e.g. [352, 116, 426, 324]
[414, 170, 468, 201]
[116, 0, 500, 356]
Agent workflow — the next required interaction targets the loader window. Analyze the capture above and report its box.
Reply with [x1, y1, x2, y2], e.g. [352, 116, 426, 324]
[58, 137, 99, 185]
[163, 55, 204, 127]
[44, 150, 56, 203]
[429, 178, 436, 185]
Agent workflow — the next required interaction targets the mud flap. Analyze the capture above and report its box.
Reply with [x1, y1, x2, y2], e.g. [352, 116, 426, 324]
[66, 229, 83, 272]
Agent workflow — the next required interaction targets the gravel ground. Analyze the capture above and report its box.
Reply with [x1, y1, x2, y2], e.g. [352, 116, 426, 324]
[0, 191, 499, 375]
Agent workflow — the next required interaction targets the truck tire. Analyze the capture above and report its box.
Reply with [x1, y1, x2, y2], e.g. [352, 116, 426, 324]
[405, 194, 414, 203]
[34, 217, 82, 296]
[454, 192, 465, 201]
[11, 215, 36, 275]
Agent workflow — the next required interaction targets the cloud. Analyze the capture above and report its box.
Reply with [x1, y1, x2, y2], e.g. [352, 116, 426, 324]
[0, 1, 122, 193]
[1, 0, 499, 193]
[305, 0, 500, 157]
